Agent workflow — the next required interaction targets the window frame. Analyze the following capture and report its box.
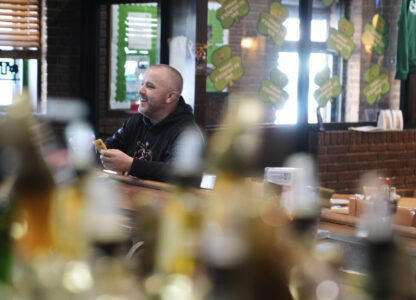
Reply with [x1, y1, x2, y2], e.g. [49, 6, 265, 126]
[0, 0, 43, 112]
[281, 0, 387, 131]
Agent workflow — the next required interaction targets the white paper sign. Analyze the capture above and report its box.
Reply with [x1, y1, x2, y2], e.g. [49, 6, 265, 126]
[127, 12, 153, 50]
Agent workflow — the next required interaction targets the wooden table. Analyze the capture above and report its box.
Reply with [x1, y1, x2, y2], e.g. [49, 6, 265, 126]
[320, 193, 416, 248]
[319, 208, 416, 273]
[97, 171, 211, 212]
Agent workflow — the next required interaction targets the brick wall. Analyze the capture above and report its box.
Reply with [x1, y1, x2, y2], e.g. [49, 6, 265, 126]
[96, 5, 127, 137]
[346, 0, 402, 122]
[228, 0, 270, 95]
[310, 130, 416, 193]
[46, 0, 82, 98]
[345, 0, 363, 121]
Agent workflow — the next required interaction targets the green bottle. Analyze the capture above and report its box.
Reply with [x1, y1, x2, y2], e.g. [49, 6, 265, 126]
[0, 175, 15, 285]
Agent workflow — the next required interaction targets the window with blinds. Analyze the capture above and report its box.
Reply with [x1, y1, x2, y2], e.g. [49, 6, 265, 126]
[0, 0, 40, 50]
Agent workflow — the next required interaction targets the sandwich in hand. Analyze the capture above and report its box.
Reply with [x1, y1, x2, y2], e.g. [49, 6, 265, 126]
[92, 138, 107, 153]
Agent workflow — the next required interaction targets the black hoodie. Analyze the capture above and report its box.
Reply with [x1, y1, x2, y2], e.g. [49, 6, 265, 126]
[104, 97, 204, 182]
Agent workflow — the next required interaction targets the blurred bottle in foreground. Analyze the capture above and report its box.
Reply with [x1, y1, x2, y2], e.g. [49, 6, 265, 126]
[0, 141, 17, 295]
[85, 176, 146, 300]
[52, 100, 96, 259]
[282, 154, 344, 300]
[0, 93, 63, 299]
[141, 126, 207, 299]
[360, 176, 416, 300]
[54, 98, 144, 298]
[3, 93, 56, 261]
[202, 97, 293, 300]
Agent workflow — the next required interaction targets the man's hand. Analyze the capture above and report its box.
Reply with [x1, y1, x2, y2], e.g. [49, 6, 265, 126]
[100, 149, 133, 174]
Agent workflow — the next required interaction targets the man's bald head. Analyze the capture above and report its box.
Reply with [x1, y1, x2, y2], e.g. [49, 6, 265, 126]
[138, 64, 185, 123]
[148, 64, 183, 97]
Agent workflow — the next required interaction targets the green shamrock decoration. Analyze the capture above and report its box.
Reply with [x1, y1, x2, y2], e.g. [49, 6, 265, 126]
[209, 45, 244, 91]
[322, 0, 339, 7]
[313, 67, 341, 108]
[257, 2, 288, 46]
[327, 18, 355, 59]
[363, 64, 390, 104]
[362, 14, 389, 55]
[259, 68, 289, 109]
[216, 0, 250, 29]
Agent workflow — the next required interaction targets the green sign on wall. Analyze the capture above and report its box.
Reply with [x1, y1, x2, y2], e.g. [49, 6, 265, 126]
[362, 14, 389, 56]
[207, 6, 228, 92]
[313, 67, 342, 108]
[327, 18, 355, 60]
[209, 45, 244, 91]
[215, 0, 250, 29]
[257, 2, 288, 46]
[111, 4, 158, 108]
[259, 68, 289, 109]
[363, 64, 390, 104]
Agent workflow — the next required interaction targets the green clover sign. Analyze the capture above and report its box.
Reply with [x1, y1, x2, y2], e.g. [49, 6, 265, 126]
[313, 67, 341, 108]
[257, 2, 288, 46]
[322, 0, 339, 7]
[259, 68, 289, 109]
[363, 64, 390, 104]
[362, 14, 389, 55]
[209, 45, 244, 91]
[216, 0, 250, 29]
[327, 18, 355, 59]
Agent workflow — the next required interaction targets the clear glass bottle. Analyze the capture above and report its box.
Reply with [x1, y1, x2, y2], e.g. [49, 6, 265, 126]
[363, 180, 416, 300]
[53, 110, 96, 259]
[146, 127, 206, 299]
[201, 98, 294, 300]
[90, 240, 147, 300]
[0, 171, 15, 289]
[4, 94, 56, 261]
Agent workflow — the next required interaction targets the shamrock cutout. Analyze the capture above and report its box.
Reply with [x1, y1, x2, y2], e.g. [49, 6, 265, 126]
[313, 67, 341, 108]
[216, 0, 250, 29]
[257, 2, 288, 46]
[327, 18, 355, 59]
[259, 68, 289, 109]
[363, 64, 390, 104]
[322, 0, 339, 7]
[209, 45, 244, 91]
[362, 14, 389, 55]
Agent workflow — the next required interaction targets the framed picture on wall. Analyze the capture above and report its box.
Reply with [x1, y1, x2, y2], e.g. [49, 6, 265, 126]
[108, 3, 159, 110]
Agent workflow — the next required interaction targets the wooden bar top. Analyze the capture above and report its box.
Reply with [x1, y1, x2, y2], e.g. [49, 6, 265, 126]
[97, 171, 211, 211]
[95, 173, 416, 255]
[320, 207, 416, 252]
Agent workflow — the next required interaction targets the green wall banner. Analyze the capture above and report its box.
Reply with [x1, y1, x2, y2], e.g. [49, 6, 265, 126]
[216, 0, 250, 29]
[209, 45, 244, 91]
[313, 67, 342, 108]
[327, 18, 355, 60]
[257, 2, 288, 46]
[362, 14, 389, 56]
[259, 68, 289, 109]
[207, 6, 228, 92]
[363, 64, 390, 104]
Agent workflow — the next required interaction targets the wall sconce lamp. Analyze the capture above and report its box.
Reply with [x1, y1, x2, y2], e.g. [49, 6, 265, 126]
[241, 37, 258, 51]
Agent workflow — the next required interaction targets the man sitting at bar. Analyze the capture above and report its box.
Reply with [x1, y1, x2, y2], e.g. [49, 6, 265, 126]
[99, 64, 204, 182]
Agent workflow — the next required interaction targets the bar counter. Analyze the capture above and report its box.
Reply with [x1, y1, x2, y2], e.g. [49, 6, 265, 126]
[102, 171, 416, 245]
[100, 172, 416, 275]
